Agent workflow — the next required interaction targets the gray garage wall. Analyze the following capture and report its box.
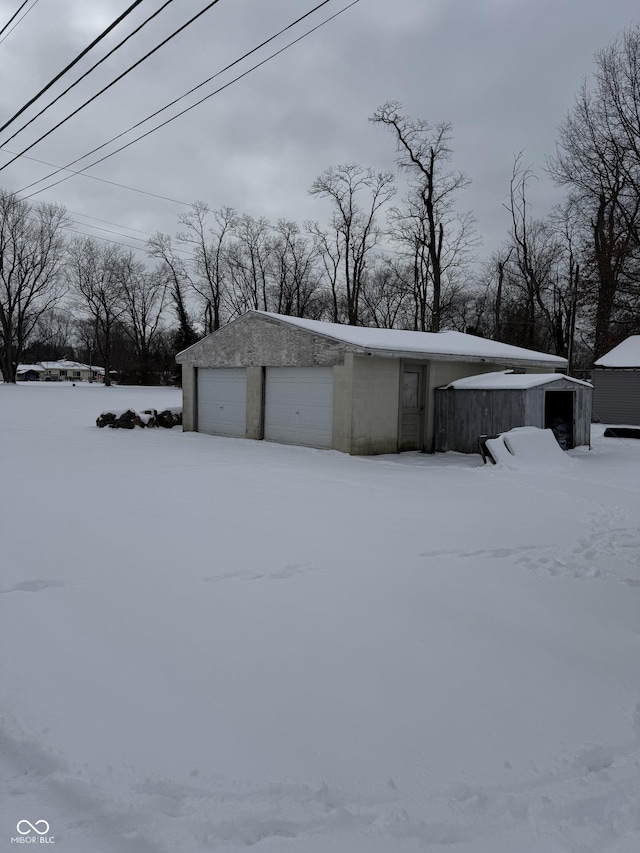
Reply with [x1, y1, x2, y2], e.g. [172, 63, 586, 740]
[182, 363, 196, 431]
[593, 370, 640, 425]
[178, 313, 347, 368]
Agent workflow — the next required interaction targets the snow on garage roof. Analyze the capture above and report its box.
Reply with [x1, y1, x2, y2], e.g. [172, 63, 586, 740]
[443, 371, 592, 390]
[257, 312, 567, 366]
[594, 336, 640, 368]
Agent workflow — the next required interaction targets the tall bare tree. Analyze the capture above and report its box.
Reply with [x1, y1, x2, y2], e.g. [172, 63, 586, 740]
[118, 257, 168, 383]
[0, 191, 68, 382]
[503, 155, 564, 351]
[225, 214, 273, 315]
[360, 260, 413, 329]
[177, 202, 236, 333]
[22, 307, 74, 363]
[67, 237, 128, 386]
[371, 101, 472, 331]
[270, 219, 324, 317]
[147, 231, 198, 354]
[549, 26, 640, 357]
[309, 163, 395, 325]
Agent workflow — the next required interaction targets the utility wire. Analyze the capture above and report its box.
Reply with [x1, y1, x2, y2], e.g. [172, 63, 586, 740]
[22, 0, 361, 199]
[0, 0, 226, 173]
[0, 0, 29, 40]
[0, 0, 39, 46]
[1, 145, 192, 206]
[18, 0, 335, 192]
[61, 224, 148, 253]
[2, 0, 178, 148]
[0, 0, 147, 134]
[64, 209, 158, 238]
[24, 203, 196, 255]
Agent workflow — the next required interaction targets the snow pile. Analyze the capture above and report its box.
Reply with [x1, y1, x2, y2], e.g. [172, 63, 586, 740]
[485, 426, 573, 469]
[1, 384, 639, 852]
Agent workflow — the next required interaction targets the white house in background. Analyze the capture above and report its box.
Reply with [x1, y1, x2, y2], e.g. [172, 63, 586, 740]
[592, 335, 640, 425]
[176, 310, 568, 455]
[17, 360, 105, 382]
[16, 364, 46, 381]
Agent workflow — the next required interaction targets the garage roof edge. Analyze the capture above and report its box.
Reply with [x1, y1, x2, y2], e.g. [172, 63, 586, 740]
[176, 310, 568, 367]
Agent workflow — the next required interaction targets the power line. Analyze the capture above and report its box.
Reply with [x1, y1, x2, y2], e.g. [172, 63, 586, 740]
[61, 223, 150, 253]
[0, 0, 226, 173]
[0, 0, 39, 46]
[64, 209, 157, 238]
[22, 0, 361, 199]
[2, 0, 178, 149]
[0, 0, 147, 134]
[0, 145, 192, 206]
[24, 203, 196, 256]
[18, 0, 335, 192]
[0, 0, 29, 39]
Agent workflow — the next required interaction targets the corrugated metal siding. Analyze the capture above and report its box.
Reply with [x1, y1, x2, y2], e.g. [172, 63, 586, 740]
[435, 388, 528, 453]
[523, 389, 545, 427]
[593, 370, 640, 425]
[573, 387, 592, 445]
[434, 378, 593, 453]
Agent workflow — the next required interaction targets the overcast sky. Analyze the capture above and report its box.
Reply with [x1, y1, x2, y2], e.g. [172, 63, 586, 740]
[0, 0, 639, 263]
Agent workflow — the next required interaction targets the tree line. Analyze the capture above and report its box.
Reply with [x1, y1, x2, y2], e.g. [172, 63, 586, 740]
[2, 24, 640, 385]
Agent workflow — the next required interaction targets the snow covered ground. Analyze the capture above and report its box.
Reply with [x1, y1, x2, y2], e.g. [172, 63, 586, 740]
[1, 383, 639, 852]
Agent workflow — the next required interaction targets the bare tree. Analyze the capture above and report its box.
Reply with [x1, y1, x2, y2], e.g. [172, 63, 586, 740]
[67, 237, 128, 386]
[23, 307, 75, 363]
[118, 256, 168, 383]
[388, 195, 477, 332]
[147, 231, 198, 353]
[593, 26, 640, 218]
[309, 163, 395, 325]
[473, 161, 570, 355]
[270, 219, 324, 317]
[360, 260, 413, 329]
[306, 221, 342, 322]
[0, 191, 68, 382]
[549, 38, 640, 357]
[225, 214, 273, 316]
[177, 202, 236, 333]
[371, 101, 471, 331]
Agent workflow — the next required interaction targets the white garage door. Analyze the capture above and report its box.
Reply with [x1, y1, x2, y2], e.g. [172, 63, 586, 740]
[264, 367, 334, 448]
[197, 368, 246, 437]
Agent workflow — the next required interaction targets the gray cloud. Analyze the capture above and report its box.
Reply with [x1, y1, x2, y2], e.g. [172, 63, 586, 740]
[0, 0, 638, 256]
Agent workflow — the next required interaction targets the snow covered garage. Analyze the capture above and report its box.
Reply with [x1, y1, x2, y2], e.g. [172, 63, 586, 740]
[176, 311, 567, 455]
[592, 336, 640, 426]
[434, 372, 593, 453]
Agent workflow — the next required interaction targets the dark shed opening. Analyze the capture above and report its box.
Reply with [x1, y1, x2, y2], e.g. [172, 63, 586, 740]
[544, 390, 574, 449]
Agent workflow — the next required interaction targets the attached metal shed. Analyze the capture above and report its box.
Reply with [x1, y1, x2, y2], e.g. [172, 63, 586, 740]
[434, 371, 593, 453]
[176, 311, 568, 455]
[592, 336, 640, 426]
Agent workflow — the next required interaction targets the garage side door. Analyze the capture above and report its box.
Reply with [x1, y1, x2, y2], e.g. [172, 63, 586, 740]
[197, 368, 247, 437]
[264, 367, 333, 448]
